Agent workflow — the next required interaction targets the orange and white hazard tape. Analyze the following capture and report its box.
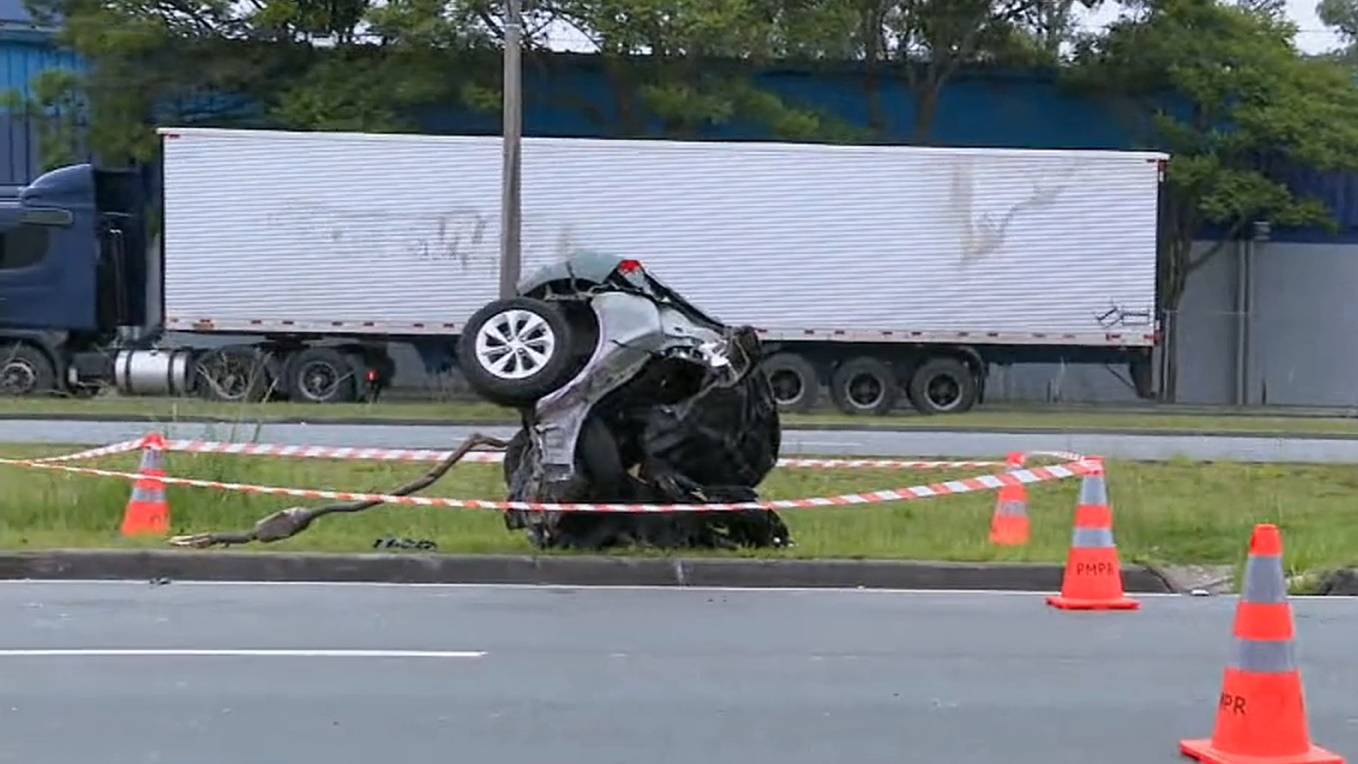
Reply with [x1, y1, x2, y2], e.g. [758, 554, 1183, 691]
[0, 452, 1096, 513]
[159, 438, 1003, 470]
[28, 439, 146, 463]
[18, 436, 1007, 471]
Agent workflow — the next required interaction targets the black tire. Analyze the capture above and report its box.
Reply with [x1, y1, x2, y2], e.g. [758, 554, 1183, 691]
[0, 343, 56, 396]
[761, 352, 820, 413]
[907, 356, 979, 415]
[457, 297, 577, 407]
[286, 347, 358, 404]
[193, 346, 273, 402]
[829, 356, 899, 416]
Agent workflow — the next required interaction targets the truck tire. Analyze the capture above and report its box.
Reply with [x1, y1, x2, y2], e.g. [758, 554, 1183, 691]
[193, 346, 272, 403]
[457, 297, 577, 407]
[908, 357, 978, 415]
[286, 347, 358, 404]
[0, 343, 56, 396]
[761, 352, 819, 413]
[829, 356, 898, 416]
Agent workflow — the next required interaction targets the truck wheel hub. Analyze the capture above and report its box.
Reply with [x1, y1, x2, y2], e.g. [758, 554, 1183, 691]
[0, 360, 36, 394]
[925, 375, 961, 409]
[300, 363, 339, 399]
[770, 370, 804, 405]
[846, 373, 884, 408]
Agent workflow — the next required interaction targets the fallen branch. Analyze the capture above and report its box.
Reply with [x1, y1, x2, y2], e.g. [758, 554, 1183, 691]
[167, 433, 512, 549]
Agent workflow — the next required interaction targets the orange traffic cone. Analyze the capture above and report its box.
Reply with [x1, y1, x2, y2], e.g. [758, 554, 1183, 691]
[1179, 524, 1344, 764]
[1046, 458, 1139, 611]
[990, 451, 1030, 546]
[120, 432, 170, 537]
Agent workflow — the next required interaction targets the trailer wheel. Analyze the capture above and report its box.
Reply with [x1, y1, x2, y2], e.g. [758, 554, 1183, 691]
[457, 297, 577, 407]
[829, 356, 898, 416]
[908, 357, 978, 415]
[0, 344, 56, 396]
[761, 353, 819, 413]
[286, 347, 358, 404]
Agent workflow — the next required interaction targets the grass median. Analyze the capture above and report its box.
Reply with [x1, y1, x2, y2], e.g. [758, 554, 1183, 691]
[0, 443, 1354, 579]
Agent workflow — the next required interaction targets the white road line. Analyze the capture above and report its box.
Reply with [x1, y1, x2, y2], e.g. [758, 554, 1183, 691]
[0, 649, 486, 658]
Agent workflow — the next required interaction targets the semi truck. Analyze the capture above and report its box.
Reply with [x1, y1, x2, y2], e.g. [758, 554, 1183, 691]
[0, 126, 1165, 415]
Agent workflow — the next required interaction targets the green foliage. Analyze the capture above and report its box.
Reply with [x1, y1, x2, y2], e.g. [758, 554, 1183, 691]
[20, 0, 1100, 163]
[269, 50, 452, 131]
[1073, 0, 1358, 231]
[1318, 0, 1358, 59]
[2, 69, 86, 171]
[1069, 0, 1358, 400]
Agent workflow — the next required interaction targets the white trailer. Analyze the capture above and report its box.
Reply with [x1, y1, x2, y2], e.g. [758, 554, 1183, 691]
[153, 126, 1164, 414]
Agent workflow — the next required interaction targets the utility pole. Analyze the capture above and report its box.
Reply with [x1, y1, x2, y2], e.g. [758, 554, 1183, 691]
[499, 0, 523, 299]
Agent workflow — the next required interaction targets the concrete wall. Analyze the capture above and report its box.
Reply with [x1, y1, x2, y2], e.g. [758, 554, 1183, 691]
[1232, 241, 1358, 407]
[982, 238, 1358, 408]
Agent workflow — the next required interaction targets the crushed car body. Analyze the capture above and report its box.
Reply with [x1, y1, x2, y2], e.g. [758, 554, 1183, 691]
[455, 251, 789, 551]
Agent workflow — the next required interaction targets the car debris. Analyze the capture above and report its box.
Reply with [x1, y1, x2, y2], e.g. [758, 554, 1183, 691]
[168, 252, 789, 552]
[168, 433, 511, 548]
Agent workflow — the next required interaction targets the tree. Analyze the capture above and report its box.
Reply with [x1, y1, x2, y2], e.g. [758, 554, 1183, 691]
[1070, 0, 1358, 400]
[504, 0, 869, 140]
[1317, 0, 1358, 59]
[19, 0, 873, 163]
[1318, 0, 1358, 39]
[828, 0, 1100, 141]
[15, 0, 510, 164]
[20, 0, 1105, 163]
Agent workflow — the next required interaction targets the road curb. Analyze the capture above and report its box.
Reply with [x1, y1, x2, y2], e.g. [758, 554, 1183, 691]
[0, 549, 1179, 592]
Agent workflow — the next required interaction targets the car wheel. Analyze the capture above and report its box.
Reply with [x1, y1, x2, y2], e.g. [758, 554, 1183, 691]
[457, 297, 577, 407]
[829, 356, 899, 416]
[907, 357, 978, 415]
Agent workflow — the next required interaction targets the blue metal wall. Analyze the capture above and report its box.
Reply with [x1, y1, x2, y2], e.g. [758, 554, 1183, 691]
[416, 60, 1165, 151]
[0, 0, 85, 184]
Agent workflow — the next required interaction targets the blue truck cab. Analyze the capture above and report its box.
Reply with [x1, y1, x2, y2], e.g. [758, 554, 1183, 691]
[0, 162, 153, 395]
[0, 156, 393, 403]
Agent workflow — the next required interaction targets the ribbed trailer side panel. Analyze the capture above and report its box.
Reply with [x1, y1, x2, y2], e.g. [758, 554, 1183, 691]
[159, 128, 1162, 346]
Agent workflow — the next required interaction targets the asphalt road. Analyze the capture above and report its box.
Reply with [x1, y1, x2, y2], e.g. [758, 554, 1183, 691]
[2, 581, 1357, 764]
[6, 418, 1358, 462]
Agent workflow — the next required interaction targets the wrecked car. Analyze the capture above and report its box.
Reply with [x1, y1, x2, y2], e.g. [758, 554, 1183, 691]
[167, 251, 789, 553]
[454, 251, 790, 551]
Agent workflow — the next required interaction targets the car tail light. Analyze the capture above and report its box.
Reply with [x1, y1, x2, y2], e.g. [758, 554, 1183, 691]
[618, 259, 643, 274]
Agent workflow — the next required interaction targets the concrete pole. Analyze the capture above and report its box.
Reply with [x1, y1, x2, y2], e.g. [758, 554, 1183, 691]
[499, 0, 523, 299]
